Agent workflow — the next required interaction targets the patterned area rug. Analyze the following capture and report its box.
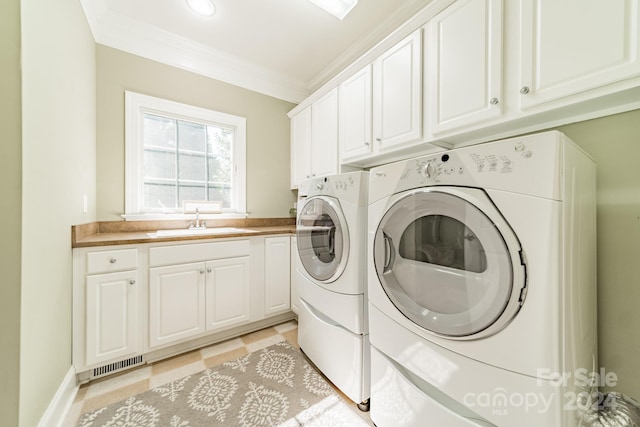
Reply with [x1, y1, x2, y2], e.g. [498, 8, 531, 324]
[76, 341, 369, 426]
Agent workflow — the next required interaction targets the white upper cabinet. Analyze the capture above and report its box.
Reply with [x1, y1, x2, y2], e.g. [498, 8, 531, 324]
[311, 88, 339, 177]
[290, 106, 312, 187]
[339, 64, 373, 161]
[373, 29, 423, 152]
[290, 88, 338, 187]
[293, 0, 640, 161]
[518, 0, 640, 109]
[426, 0, 504, 134]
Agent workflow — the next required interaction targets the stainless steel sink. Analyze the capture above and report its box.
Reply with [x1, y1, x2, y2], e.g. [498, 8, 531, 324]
[148, 227, 256, 238]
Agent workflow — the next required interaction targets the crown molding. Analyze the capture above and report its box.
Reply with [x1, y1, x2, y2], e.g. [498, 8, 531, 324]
[80, 0, 453, 107]
[80, 0, 310, 103]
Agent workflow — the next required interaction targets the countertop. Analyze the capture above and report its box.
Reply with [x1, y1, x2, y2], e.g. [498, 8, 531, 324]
[72, 218, 296, 248]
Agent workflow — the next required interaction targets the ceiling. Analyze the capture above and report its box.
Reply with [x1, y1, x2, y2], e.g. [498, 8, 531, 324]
[80, 0, 434, 103]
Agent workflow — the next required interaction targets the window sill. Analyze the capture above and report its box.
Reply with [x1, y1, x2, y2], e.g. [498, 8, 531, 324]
[121, 212, 249, 221]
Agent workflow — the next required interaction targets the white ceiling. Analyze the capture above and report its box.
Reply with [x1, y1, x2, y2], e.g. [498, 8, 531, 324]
[81, 0, 434, 103]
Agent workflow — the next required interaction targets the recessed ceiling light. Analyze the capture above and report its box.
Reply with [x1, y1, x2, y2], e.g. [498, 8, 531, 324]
[186, 0, 216, 16]
[309, 0, 358, 20]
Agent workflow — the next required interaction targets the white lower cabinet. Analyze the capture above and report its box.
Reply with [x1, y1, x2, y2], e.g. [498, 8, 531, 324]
[149, 262, 206, 348]
[290, 237, 299, 315]
[85, 270, 139, 366]
[264, 236, 291, 316]
[205, 257, 251, 332]
[74, 234, 293, 378]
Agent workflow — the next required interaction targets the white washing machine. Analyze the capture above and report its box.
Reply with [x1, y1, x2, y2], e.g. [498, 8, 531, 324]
[367, 131, 597, 426]
[296, 170, 370, 409]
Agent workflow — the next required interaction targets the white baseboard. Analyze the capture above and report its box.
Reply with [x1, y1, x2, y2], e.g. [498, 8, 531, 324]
[38, 367, 79, 427]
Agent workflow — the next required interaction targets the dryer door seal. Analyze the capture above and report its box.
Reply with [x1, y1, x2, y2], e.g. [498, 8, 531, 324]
[373, 187, 525, 339]
[297, 196, 350, 283]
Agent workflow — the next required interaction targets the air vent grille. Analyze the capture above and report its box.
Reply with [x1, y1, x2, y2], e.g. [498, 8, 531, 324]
[91, 355, 145, 379]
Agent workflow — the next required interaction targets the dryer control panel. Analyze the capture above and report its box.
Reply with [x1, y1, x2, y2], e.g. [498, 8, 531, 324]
[369, 131, 568, 203]
[414, 153, 466, 182]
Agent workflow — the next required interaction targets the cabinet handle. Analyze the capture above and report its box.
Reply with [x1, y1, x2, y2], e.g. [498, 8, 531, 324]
[490, 97, 499, 105]
[520, 86, 530, 95]
[109, 258, 117, 264]
[199, 269, 205, 274]
[365, 141, 370, 146]
[376, 138, 381, 142]
[129, 280, 136, 285]
[207, 267, 212, 273]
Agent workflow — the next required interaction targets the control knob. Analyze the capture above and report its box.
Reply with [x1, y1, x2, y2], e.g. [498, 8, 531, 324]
[421, 162, 436, 179]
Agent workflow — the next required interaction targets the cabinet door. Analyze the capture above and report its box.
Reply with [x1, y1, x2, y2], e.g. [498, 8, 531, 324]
[519, 0, 640, 109]
[373, 29, 423, 151]
[149, 262, 205, 348]
[86, 270, 139, 366]
[426, 0, 503, 134]
[265, 236, 291, 316]
[339, 65, 373, 161]
[311, 88, 339, 177]
[290, 237, 299, 315]
[205, 257, 251, 332]
[290, 106, 312, 187]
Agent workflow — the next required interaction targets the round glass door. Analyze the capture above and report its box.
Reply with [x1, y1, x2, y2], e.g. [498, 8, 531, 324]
[373, 188, 525, 338]
[296, 196, 349, 283]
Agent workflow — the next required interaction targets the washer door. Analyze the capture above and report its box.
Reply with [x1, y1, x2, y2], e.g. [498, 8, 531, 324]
[297, 196, 349, 283]
[373, 187, 526, 339]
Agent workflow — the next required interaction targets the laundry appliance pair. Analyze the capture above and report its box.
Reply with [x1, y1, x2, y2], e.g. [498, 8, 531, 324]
[295, 131, 597, 427]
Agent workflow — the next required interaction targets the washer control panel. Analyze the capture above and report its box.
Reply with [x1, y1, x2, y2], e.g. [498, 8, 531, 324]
[299, 171, 368, 205]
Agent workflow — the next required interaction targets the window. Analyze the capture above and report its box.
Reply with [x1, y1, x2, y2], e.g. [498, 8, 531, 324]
[125, 91, 246, 218]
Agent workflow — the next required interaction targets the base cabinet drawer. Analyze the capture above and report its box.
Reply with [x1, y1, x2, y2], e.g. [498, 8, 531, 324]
[86, 249, 137, 274]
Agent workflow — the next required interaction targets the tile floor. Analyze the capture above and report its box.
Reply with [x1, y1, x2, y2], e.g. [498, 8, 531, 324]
[63, 320, 373, 426]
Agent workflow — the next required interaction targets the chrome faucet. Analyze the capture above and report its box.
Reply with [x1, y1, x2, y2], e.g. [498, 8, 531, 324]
[189, 208, 207, 229]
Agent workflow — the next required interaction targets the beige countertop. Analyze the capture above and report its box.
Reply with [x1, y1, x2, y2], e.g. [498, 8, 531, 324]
[72, 218, 296, 248]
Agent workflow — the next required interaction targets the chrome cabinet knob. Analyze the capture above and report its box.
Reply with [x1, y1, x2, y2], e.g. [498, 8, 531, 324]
[207, 267, 212, 273]
[490, 97, 499, 105]
[520, 86, 530, 95]
[109, 258, 117, 264]
[129, 280, 136, 285]
[199, 269, 205, 274]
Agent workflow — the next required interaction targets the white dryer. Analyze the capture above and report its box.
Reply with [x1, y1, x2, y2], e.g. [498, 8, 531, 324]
[296, 171, 370, 409]
[367, 131, 597, 426]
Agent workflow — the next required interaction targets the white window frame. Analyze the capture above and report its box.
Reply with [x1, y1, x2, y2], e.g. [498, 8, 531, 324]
[124, 91, 247, 220]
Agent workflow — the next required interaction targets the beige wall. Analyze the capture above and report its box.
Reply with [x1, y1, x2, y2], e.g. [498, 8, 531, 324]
[20, 0, 96, 425]
[557, 110, 640, 399]
[96, 45, 297, 221]
[0, 0, 22, 424]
